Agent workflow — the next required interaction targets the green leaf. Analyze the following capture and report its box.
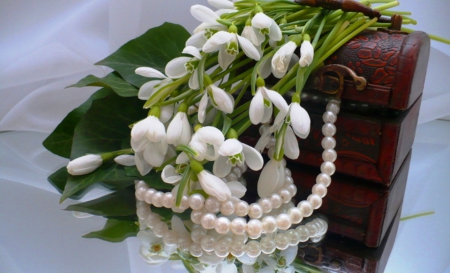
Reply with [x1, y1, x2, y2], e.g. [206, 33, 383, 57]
[61, 163, 131, 202]
[70, 92, 146, 159]
[68, 72, 139, 97]
[43, 88, 113, 158]
[47, 166, 88, 200]
[96, 23, 190, 87]
[125, 166, 174, 191]
[82, 218, 138, 242]
[65, 187, 136, 217]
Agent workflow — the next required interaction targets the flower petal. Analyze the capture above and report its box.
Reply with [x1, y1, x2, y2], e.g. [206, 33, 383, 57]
[268, 21, 282, 42]
[209, 84, 234, 113]
[203, 31, 234, 53]
[237, 35, 261, 61]
[271, 41, 296, 78]
[131, 117, 151, 142]
[196, 126, 225, 145]
[198, 170, 231, 201]
[171, 216, 190, 238]
[290, 103, 311, 138]
[242, 143, 263, 171]
[191, 5, 219, 24]
[166, 113, 183, 145]
[138, 80, 160, 100]
[182, 46, 202, 59]
[257, 159, 281, 198]
[135, 67, 166, 78]
[252, 12, 272, 29]
[213, 155, 232, 178]
[186, 31, 208, 48]
[165, 57, 191, 78]
[160, 104, 174, 124]
[198, 92, 209, 123]
[218, 45, 235, 69]
[226, 181, 247, 198]
[219, 138, 243, 156]
[145, 116, 166, 142]
[143, 142, 165, 167]
[161, 165, 182, 184]
[114, 155, 136, 166]
[249, 89, 265, 125]
[135, 151, 152, 175]
[300, 40, 314, 67]
[284, 126, 300, 160]
[208, 0, 235, 10]
[189, 68, 200, 90]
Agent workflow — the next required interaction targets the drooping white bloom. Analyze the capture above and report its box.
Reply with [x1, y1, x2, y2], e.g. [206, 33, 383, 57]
[161, 165, 182, 184]
[257, 159, 285, 198]
[198, 83, 234, 123]
[135, 67, 173, 100]
[283, 126, 300, 160]
[271, 41, 297, 78]
[203, 30, 260, 69]
[213, 138, 263, 178]
[67, 154, 102, 175]
[289, 102, 310, 138]
[189, 126, 224, 161]
[299, 40, 314, 67]
[165, 46, 202, 89]
[197, 170, 232, 201]
[208, 0, 235, 10]
[241, 24, 265, 47]
[114, 155, 136, 166]
[249, 86, 289, 125]
[251, 12, 282, 43]
[188, 5, 228, 48]
[166, 111, 192, 146]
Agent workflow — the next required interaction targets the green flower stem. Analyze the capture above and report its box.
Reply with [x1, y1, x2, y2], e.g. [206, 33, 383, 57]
[381, 10, 412, 16]
[235, 118, 253, 137]
[213, 58, 253, 85]
[143, 74, 190, 109]
[252, 49, 276, 95]
[285, 8, 318, 22]
[175, 165, 191, 207]
[400, 211, 435, 221]
[231, 108, 251, 126]
[312, 10, 330, 48]
[402, 27, 450, 44]
[100, 148, 133, 161]
[229, 101, 251, 119]
[218, 68, 253, 90]
[159, 88, 197, 106]
[274, 122, 288, 161]
[234, 77, 251, 106]
[372, 1, 400, 11]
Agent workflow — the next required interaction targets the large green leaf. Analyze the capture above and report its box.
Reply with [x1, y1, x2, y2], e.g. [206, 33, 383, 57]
[96, 23, 190, 87]
[68, 72, 138, 97]
[65, 187, 136, 217]
[43, 88, 113, 158]
[82, 217, 138, 242]
[70, 92, 146, 159]
[48, 166, 90, 200]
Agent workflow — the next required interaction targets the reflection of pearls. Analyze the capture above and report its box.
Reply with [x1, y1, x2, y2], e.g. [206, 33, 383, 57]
[135, 99, 340, 241]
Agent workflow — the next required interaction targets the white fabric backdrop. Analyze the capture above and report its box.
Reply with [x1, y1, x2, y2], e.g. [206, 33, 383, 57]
[1, 1, 450, 273]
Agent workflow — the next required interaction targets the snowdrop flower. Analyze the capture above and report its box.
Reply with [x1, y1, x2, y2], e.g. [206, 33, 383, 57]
[213, 138, 263, 178]
[166, 103, 192, 146]
[198, 75, 234, 123]
[283, 126, 300, 160]
[208, 0, 235, 10]
[165, 46, 202, 89]
[241, 18, 265, 47]
[138, 229, 170, 266]
[114, 155, 136, 166]
[135, 67, 173, 101]
[189, 126, 224, 161]
[188, 5, 228, 49]
[271, 41, 297, 78]
[288, 100, 310, 139]
[161, 165, 182, 184]
[67, 154, 102, 175]
[249, 78, 289, 125]
[191, 160, 231, 201]
[299, 34, 314, 67]
[203, 24, 260, 69]
[251, 12, 282, 44]
[257, 158, 285, 198]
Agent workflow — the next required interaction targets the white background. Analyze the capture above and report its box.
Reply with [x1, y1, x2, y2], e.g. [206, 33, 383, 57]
[1, 0, 450, 272]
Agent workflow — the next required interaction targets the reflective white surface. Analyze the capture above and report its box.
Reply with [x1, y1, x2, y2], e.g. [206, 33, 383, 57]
[1, 0, 450, 272]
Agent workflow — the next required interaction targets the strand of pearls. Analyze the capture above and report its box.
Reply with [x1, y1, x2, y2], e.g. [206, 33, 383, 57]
[136, 200, 328, 258]
[136, 99, 340, 241]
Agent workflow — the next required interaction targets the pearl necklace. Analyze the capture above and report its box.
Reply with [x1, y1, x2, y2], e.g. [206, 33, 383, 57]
[136, 98, 340, 241]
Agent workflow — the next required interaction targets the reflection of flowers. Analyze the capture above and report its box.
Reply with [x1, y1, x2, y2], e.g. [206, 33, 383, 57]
[138, 229, 170, 266]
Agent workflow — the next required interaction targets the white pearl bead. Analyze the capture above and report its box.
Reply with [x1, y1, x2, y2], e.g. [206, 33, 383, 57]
[286, 184, 297, 197]
[162, 192, 174, 208]
[306, 222, 319, 236]
[297, 201, 313, 217]
[178, 236, 191, 252]
[135, 187, 146, 201]
[246, 219, 263, 239]
[288, 207, 303, 224]
[230, 218, 247, 235]
[215, 217, 231, 234]
[286, 229, 301, 246]
[245, 241, 262, 258]
[276, 213, 292, 230]
[189, 194, 205, 210]
[144, 188, 156, 204]
[179, 195, 190, 210]
[189, 243, 203, 257]
[220, 200, 235, 215]
[322, 123, 336, 137]
[323, 110, 337, 123]
[152, 192, 164, 207]
[135, 180, 147, 190]
[136, 205, 150, 220]
[320, 161, 336, 175]
[322, 148, 337, 162]
[270, 193, 282, 209]
[205, 197, 220, 213]
[190, 226, 207, 242]
[310, 234, 325, 243]
[312, 183, 327, 198]
[296, 225, 310, 242]
[190, 210, 204, 225]
[321, 136, 336, 149]
[260, 236, 276, 254]
[307, 193, 323, 209]
[145, 213, 160, 228]
[284, 168, 292, 177]
[229, 239, 245, 257]
[214, 237, 231, 257]
[316, 173, 331, 187]
[235, 201, 249, 217]
[258, 198, 272, 214]
[201, 213, 217, 230]
[200, 235, 215, 252]
[248, 203, 263, 219]
[275, 233, 290, 250]
[162, 230, 178, 245]
[262, 216, 277, 233]
[279, 189, 291, 203]
[153, 221, 168, 237]
[326, 102, 340, 114]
